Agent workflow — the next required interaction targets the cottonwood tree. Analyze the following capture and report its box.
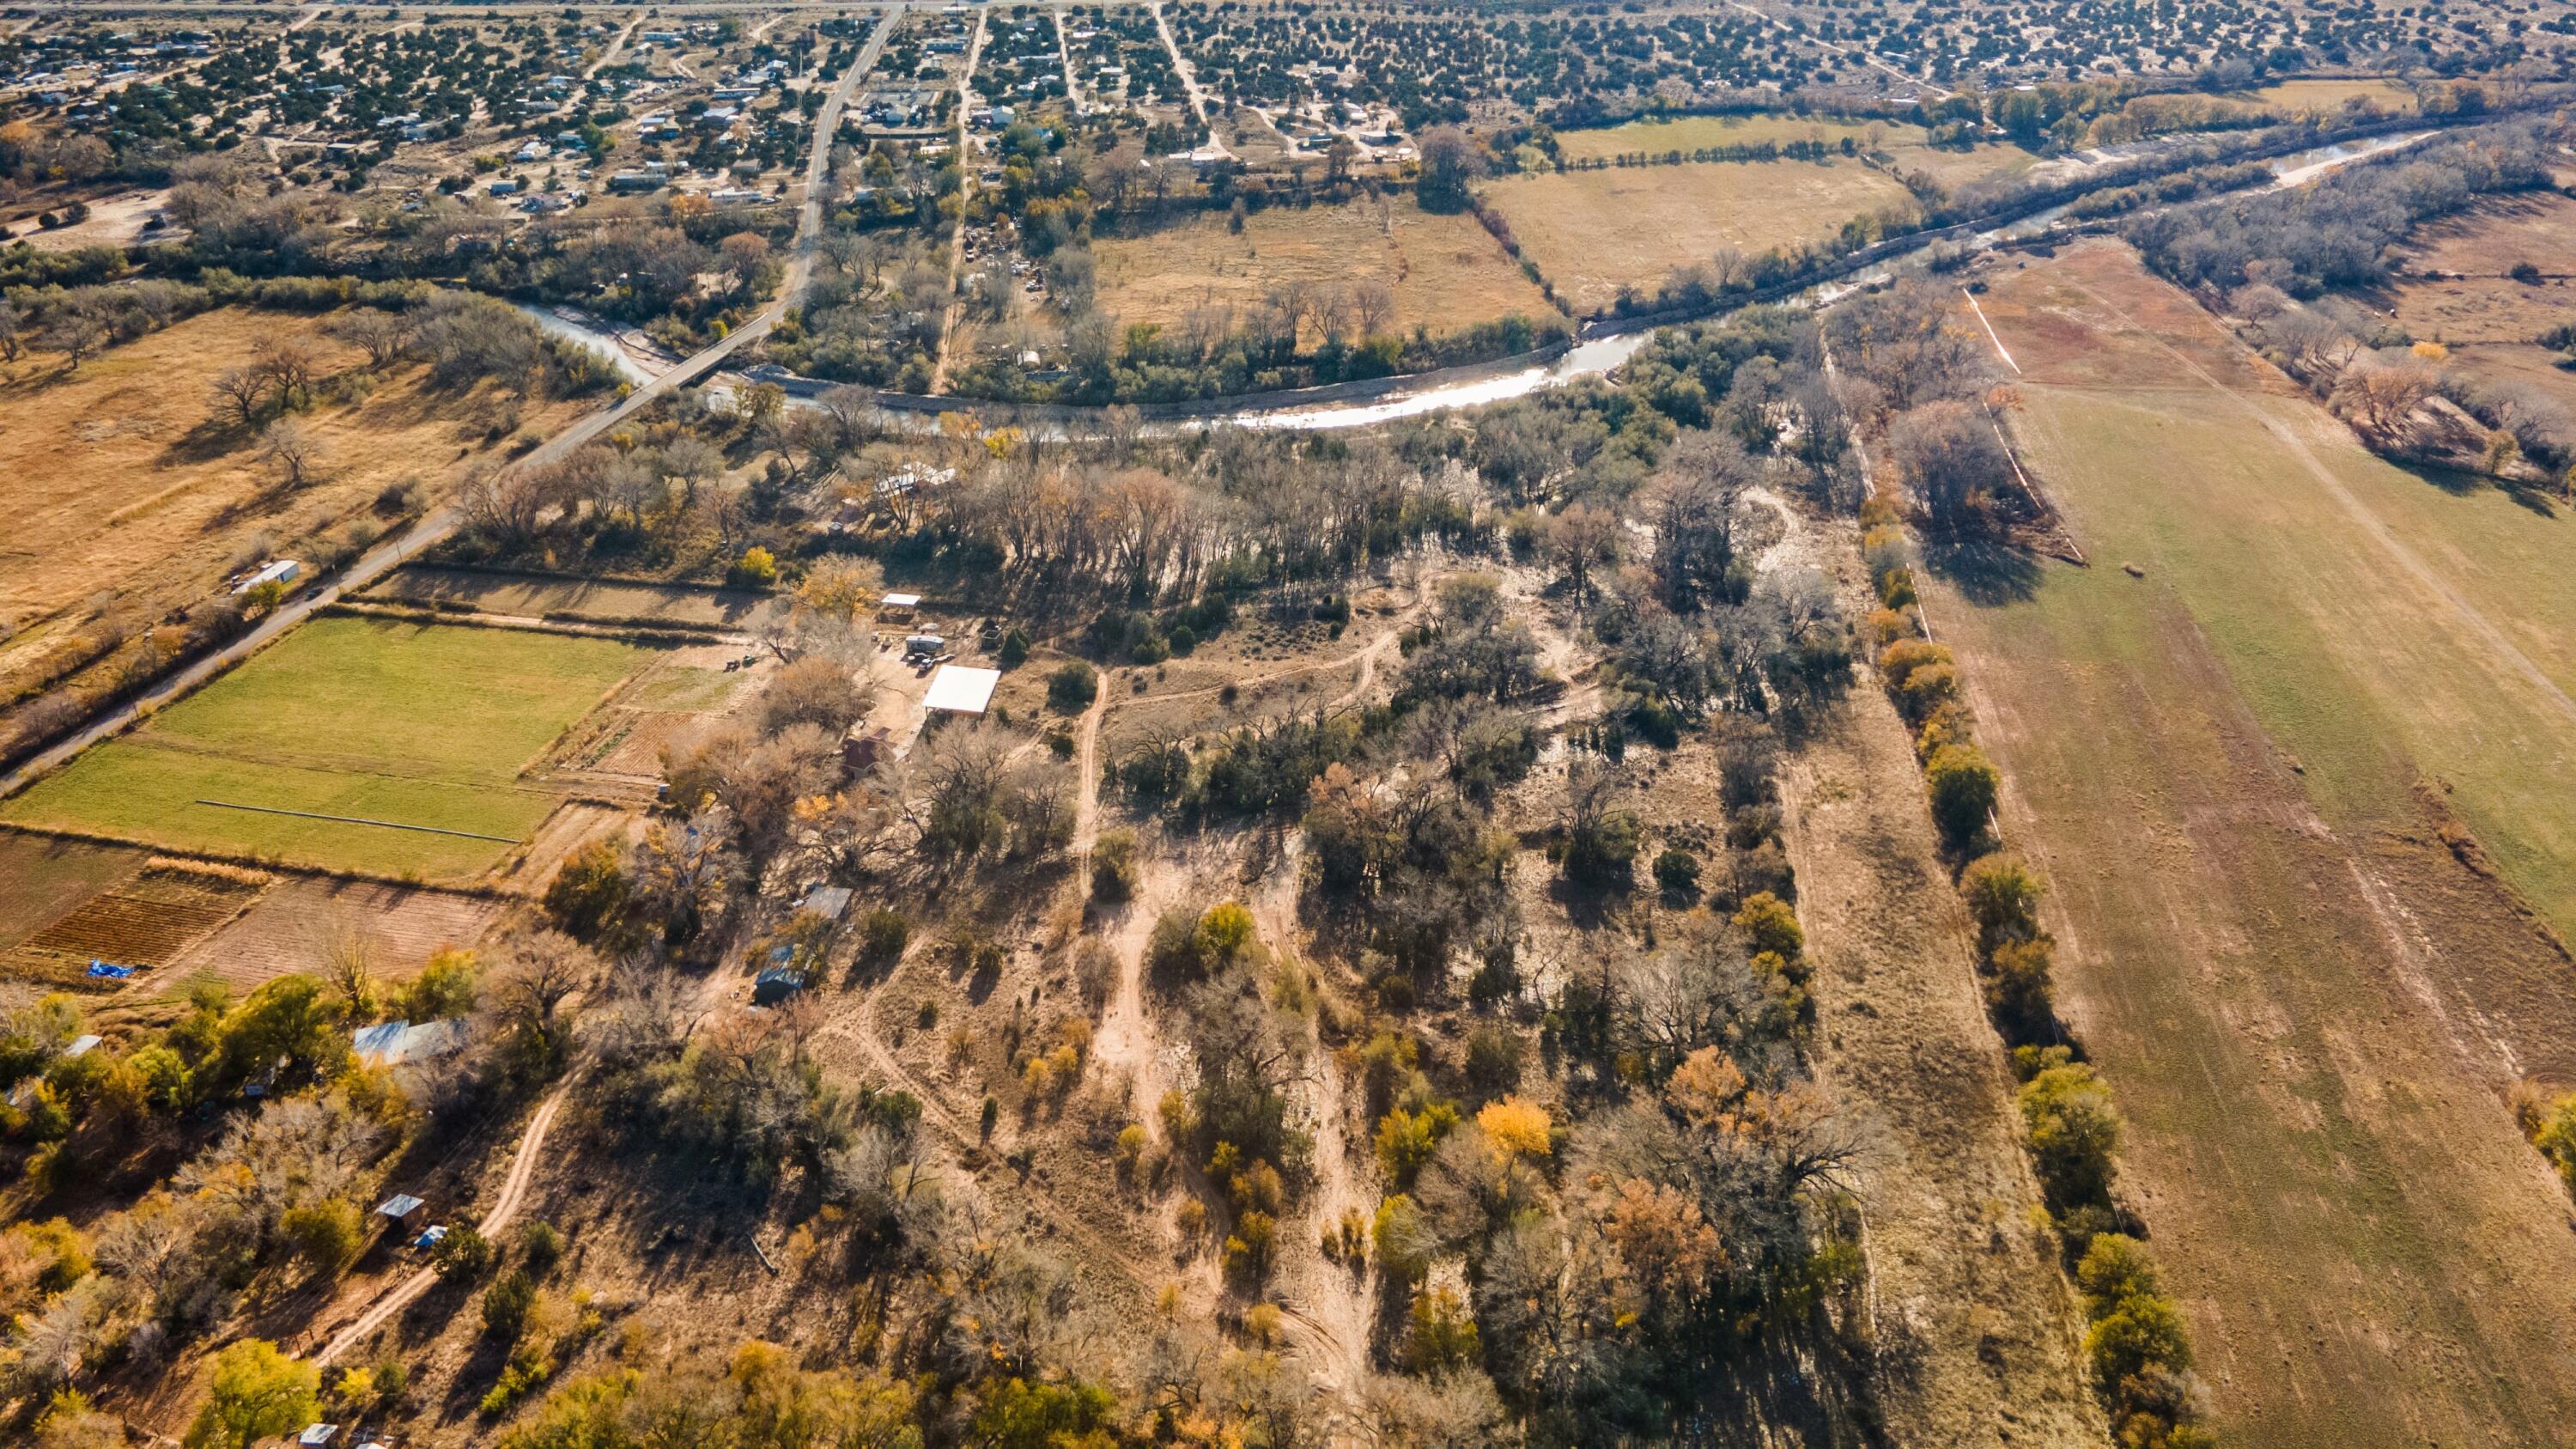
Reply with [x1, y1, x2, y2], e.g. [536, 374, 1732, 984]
[252, 338, 322, 410]
[328, 308, 414, 368]
[1886, 400, 2011, 533]
[2334, 362, 2437, 440]
[210, 367, 269, 429]
[259, 418, 323, 489]
[489, 930, 592, 1082]
[1653, 431, 1763, 608]
[1415, 127, 1484, 211]
[47, 309, 106, 370]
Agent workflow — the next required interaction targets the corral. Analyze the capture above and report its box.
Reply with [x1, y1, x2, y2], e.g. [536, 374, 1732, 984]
[1, 618, 651, 881]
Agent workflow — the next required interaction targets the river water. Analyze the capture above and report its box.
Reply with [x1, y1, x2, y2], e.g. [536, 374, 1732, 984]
[516, 128, 2440, 435]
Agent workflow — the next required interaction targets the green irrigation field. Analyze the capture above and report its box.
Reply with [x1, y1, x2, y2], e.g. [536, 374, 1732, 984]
[2, 618, 647, 880]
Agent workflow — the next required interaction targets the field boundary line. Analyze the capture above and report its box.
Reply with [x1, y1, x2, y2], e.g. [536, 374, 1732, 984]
[1962, 288, 2020, 374]
[191, 800, 520, 843]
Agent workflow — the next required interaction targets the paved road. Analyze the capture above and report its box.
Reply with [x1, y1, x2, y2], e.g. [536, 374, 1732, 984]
[0, 6, 900, 804]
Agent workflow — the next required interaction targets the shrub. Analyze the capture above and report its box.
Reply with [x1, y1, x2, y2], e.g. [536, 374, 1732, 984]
[997, 627, 1031, 667]
[2016, 1054, 2121, 1215]
[1404, 1287, 1482, 1373]
[2519, 1087, 2576, 1194]
[1048, 660, 1099, 712]
[1145, 908, 1205, 980]
[520, 1221, 563, 1278]
[482, 1269, 537, 1341]
[1091, 830, 1139, 903]
[1194, 902, 1257, 967]
[1925, 744, 2002, 847]
[434, 1226, 495, 1281]
[1731, 891, 1804, 960]
[1652, 848, 1702, 898]
[186, 1340, 318, 1449]
[1222, 1209, 1276, 1284]
[1373, 1103, 1461, 1187]
[860, 908, 910, 965]
[1462, 1026, 1524, 1098]
[280, 1199, 365, 1275]
[1961, 852, 2044, 941]
[1371, 1194, 1433, 1281]
[1985, 936, 2058, 1044]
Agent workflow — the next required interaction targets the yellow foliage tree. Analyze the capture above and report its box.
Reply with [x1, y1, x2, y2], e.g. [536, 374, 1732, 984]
[1476, 1096, 1553, 1164]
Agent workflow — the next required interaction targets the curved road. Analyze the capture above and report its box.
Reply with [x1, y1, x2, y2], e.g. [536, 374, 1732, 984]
[309, 1078, 577, 1367]
[0, 6, 901, 804]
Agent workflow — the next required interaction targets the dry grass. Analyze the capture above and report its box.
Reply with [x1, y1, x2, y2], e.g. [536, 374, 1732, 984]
[2249, 77, 2419, 115]
[1478, 159, 1915, 313]
[1551, 112, 1893, 162]
[1551, 113, 2035, 192]
[1090, 198, 1552, 341]
[1939, 239, 2576, 1446]
[0, 307, 581, 671]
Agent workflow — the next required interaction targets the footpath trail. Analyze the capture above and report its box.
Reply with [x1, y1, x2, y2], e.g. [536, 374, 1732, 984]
[0, 5, 901, 806]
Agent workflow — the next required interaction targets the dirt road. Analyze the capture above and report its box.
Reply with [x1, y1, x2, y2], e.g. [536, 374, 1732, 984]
[307, 1079, 578, 1367]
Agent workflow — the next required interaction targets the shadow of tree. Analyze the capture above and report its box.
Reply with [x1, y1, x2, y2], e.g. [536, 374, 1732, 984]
[1918, 537, 2044, 606]
[2397, 458, 2562, 519]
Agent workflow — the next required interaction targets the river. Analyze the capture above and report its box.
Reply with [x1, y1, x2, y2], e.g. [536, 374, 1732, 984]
[516, 127, 2443, 435]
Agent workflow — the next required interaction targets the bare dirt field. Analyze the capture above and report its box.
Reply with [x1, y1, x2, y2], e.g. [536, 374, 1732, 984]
[2388, 193, 2576, 343]
[3, 187, 174, 251]
[1090, 198, 1554, 342]
[1479, 159, 1915, 313]
[1, 860, 267, 993]
[0, 307, 583, 685]
[355, 565, 783, 633]
[1936, 239, 2576, 1446]
[0, 832, 145, 955]
[168, 875, 502, 995]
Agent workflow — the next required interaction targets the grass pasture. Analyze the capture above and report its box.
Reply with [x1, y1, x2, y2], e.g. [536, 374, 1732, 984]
[1551, 112, 2035, 192]
[1934, 240, 2576, 1445]
[1478, 159, 1913, 314]
[1, 618, 648, 880]
[1089, 198, 1552, 344]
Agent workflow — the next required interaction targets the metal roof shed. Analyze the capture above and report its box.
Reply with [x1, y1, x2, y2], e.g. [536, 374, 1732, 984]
[923, 665, 1000, 717]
